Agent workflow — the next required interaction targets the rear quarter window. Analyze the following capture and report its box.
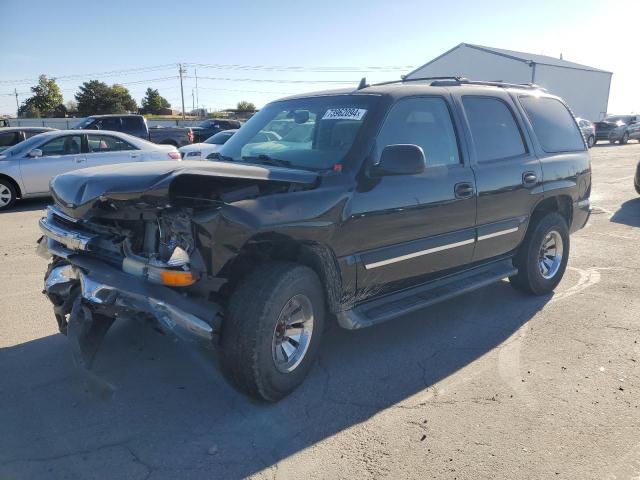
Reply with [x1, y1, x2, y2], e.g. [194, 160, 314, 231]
[519, 96, 585, 153]
[462, 96, 527, 163]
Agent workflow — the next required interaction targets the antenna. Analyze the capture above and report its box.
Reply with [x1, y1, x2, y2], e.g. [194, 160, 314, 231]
[357, 77, 368, 90]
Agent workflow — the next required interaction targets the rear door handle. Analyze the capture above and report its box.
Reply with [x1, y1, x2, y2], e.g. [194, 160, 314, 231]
[522, 171, 538, 187]
[454, 182, 475, 199]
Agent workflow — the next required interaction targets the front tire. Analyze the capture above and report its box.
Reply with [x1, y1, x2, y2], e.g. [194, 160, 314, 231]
[510, 212, 570, 295]
[221, 262, 325, 401]
[587, 135, 595, 148]
[620, 132, 629, 144]
[0, 179, 17, 211]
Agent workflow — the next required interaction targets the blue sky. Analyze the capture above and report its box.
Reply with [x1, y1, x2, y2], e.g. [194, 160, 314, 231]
[1, 0, 638, 116]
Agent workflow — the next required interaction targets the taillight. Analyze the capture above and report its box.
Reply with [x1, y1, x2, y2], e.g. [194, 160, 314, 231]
[187, 130, 194, 142]
[168, 151, 181, 160]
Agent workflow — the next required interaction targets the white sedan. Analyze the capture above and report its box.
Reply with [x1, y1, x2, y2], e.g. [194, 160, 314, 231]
[0, 129, 181, 210]
[179, 129, 238, 161]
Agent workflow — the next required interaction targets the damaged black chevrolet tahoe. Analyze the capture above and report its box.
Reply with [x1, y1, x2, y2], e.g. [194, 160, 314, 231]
[39, 78, 591, 401]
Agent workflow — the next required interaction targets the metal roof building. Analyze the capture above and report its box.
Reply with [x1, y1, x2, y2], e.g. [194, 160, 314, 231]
[406, 43, 612, 120]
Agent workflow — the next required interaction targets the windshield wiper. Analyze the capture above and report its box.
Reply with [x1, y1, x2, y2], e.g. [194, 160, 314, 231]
[241, 154, 292, 168]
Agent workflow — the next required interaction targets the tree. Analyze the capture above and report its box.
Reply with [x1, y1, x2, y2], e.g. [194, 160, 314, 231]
[17, 75, 64, 117]
[65, 100, 79, 116]
[75, 80, 137, 116]
[236, 101, 256, 112]
[141, 88, 171, 114]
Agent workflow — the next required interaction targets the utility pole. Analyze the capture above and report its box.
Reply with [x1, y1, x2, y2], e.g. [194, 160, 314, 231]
[178, 63, 186, 119]
[14, 89, 19, 116]
[195, 68, 200, 115]
[192, 89, 195, 114]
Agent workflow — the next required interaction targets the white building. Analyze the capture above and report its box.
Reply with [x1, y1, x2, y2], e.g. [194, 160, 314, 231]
[406, 43, 612, 121]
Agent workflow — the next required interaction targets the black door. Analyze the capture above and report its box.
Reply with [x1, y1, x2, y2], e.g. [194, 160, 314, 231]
[340, 96, 477, 297]
[455, 92, 542, 262]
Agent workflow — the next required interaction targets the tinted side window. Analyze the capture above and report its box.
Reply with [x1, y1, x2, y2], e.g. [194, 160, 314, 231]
[462, 96, 527, 162]
[376, 97, 460, 166]
[25, 130, 46, 139]
[121, 117, 143, 132]
[0, 132, 19, 147]
[519, 96, 585, 153]
[98, 117, 122, 131]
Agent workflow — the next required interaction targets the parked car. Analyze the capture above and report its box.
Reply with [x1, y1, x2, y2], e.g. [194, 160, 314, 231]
[191, 119, 241, 143]
[74, 114, 194, 147]
[0, 130, 180, 210]
[39, 78, 591, 401]
[178, 129, 238, 160]
[594, 115, 640, 144]
[575, 118, 595, 148]
[0, 127, 56, 152]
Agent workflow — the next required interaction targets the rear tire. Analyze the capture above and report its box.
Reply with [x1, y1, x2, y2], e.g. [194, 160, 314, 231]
[0, 179, 17, 211]
[221, 262, 325, 402]
[510, 212, 570, 296]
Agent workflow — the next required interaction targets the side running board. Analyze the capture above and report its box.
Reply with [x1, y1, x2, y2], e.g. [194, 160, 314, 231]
[337, 259, 517, 330]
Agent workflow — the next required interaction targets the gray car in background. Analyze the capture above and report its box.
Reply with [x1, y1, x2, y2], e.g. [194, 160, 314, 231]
[575, 118, 595, 148]
[0, 129, 181, 210]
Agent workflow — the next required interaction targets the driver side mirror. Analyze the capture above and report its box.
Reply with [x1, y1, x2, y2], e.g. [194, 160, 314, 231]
[371, 144, 426, 177]
[28, 149, 42, 158]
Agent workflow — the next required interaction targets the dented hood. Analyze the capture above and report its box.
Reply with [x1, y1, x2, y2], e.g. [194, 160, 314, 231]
[50, 160, 318, 216]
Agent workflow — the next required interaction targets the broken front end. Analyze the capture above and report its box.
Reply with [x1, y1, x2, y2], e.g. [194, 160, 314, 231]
[39, 204, 221, 368]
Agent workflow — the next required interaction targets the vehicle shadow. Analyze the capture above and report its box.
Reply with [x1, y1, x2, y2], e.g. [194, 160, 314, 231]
[0, 281, 549, 479]
[609, 198, 640, 227]
[1, 197, 51, 214]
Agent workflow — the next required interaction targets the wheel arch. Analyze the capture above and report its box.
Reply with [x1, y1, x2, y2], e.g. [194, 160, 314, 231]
[530, 194, 573, 229]
[219, 232, 343, 314]
[0, 173, 21, 198]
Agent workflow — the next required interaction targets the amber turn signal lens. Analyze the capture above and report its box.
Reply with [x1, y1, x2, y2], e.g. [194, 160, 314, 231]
[160, 270, 195, 286]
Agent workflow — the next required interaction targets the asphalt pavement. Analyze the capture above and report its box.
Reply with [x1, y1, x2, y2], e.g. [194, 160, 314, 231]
[1, 143, 639, 479]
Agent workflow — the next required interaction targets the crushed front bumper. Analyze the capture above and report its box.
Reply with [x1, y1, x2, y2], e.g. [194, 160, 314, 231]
[40, 236, 222, 369]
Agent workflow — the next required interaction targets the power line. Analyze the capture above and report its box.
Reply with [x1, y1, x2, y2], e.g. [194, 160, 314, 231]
[0, 64, 176, 85]
[189, 75, 356, 84]
[185, 62, 414, 73]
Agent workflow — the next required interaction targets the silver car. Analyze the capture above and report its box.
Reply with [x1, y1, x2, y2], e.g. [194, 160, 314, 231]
[0, 129, 181, 210]
[575, 117, 596, 148]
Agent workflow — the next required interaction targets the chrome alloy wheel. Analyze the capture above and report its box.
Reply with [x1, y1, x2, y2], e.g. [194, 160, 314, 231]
[271, 294, 314, 373]
[538, 230, 563, 279]
[0, 184, 12, 208]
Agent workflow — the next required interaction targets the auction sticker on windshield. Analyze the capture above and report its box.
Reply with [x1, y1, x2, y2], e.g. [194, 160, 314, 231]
[322, 108, 367, 121]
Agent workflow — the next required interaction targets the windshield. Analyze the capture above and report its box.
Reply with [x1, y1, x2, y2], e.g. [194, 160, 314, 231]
[604, 116, 633, 124]
[0, 134, 47, 156]
[74, 117, 95, 129]
[205, 131, 234, 145]
[218, 95, 378, 171]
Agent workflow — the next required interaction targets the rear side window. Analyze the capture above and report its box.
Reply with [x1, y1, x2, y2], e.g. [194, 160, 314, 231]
[462, 96, 527, 162]
[376, 97, 461, 166]
[121, 117, 143, 132]
[519, 96, 585, 153]
[98, 117, 122, 131]
[87, 134, 137, 152]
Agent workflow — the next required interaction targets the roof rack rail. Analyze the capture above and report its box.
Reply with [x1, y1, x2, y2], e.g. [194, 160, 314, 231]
[365, 76, 547, 91]
[464, 80, 546, 91]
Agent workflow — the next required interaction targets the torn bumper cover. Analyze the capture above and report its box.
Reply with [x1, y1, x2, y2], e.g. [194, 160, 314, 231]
[41, 244, 222, 369]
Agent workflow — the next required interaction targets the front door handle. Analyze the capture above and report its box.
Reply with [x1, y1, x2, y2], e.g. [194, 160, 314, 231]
[522, 171, 538, 187]
[454, 182, 475, 199]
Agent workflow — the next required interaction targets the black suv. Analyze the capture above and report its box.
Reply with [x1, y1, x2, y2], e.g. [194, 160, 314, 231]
[39, 78, 591, 401]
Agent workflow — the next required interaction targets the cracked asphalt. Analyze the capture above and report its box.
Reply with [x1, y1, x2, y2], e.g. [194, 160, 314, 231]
[1, 143, 639, 479]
